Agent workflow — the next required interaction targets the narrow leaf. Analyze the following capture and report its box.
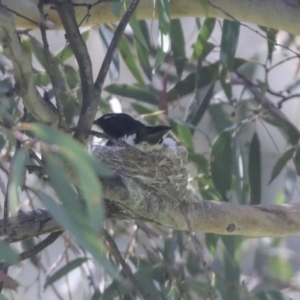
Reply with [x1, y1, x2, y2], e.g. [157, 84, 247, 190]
[167, 63, 219, 101]
[105, 84, 158, 104]
[269, 148, 295, 184]
[118, 35, 145, 86]
[220, 20, 240, 70]
[135, 31, 152, 80]
[125, 0, 149, 50]
[10, 148, 29, 213]
[263, 116, 300, 145]
[55, 30, 90, 62]
[248, 133, 261, 204]
[186, 84, 214, 126]
[38, 191, 119, 279]
[170, 19, 186, 77]
[45, 258, 88, 287]
[176, 124, 193, 149]
[190, 18, 215, 62]
[210, 131, 233, 200]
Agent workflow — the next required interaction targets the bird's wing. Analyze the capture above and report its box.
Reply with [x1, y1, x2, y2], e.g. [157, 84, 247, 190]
[135, 126, 171, 144]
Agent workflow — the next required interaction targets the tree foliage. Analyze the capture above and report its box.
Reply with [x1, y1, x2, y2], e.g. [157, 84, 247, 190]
[0, 1, 299, 299]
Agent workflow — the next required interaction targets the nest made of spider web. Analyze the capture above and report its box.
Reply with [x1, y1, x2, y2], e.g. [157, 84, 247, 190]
[93, 144, 189, 215]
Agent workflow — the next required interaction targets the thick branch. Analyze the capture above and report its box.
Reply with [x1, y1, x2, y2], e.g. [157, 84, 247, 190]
[55, 0, 98, 143]
[0, 7, 58, 125]
[3, 0, 300, 36]
[2, 183, 300, 243]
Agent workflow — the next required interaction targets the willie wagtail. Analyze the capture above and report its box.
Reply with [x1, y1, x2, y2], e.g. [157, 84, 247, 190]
[93, 113, 176, 151]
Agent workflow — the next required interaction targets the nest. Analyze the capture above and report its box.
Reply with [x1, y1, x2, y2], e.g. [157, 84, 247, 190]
[93, 145, 189, 215]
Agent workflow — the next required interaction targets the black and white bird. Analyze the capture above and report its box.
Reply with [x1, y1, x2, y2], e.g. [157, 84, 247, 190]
[93, 113, 176, 151]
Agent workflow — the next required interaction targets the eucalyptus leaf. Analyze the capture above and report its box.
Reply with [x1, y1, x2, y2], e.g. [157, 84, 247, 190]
[190, 18, 215, 62]
[167, 63, 219, 101]
[170, 19, 186, 77]
[269, 147, 295, 184]
[210, 130, 233, 200]
[105, 84, 158, 104]
[220, 20, 240, 70]
[249, 133, 261, 204]
[45, 258, 88, 287]
[55, 29, 90, 62]
[10, 148, 29, 213]
[118, 35, 145, 86]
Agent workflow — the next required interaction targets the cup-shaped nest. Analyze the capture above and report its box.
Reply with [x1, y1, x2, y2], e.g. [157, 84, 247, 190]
[93, 145, 189, 214]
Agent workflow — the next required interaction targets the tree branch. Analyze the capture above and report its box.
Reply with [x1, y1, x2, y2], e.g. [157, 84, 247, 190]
[0, 7, 59, 125]
[4, 0, 300, 36]
[55, 0, 98, 143]
[94, 0, 141, 91]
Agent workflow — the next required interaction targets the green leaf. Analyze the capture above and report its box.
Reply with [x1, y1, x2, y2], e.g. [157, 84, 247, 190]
[205, 233, 219, 256]
[269, 148, 295, 184]
[135, 30, 152, 80]
[190, 18, 215, 62]
[268, 256, 292, 282]
[10, 148, 29, 213]
[293, 144, 300, 176]
[209, 105, 233, 133]
[189, 152, 208, 174]
[190, 280, 218, 298]
[176, 124, 193, 149]
[125, 0, 149, 50]
[210, 130, 233, 200]
[118, 35, 145, 85]
[0, 241, 19, 265]
[24, 123, 112, 178]
[219, 65, 232, 100]
[64, 65, 79, 90]
[105, 84, 158, 104]
[263, 116, 300, 145]
[220, 20, 240, 70]
[233, 139, 247, 204]
[259, 26, 278, 61]
[249, 133, 261, 204]
[45, 152, 103, 233]
[34, 71, 51, 87]
[55, 29, 90, 62]
[154, 0, 170, 70]
[38, 191, 119, 279]
[167, 63, 219, 101]
[44, 154, 85, 221]
[45, 258, 88, 287]
[157, 0, 170, 34]
[170, 19, 186, 77]
[186, 84, 214, 126]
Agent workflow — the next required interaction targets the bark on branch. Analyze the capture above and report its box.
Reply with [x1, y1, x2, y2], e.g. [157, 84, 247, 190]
[3, 0, 300, 36]
[1, 173, 300, 244]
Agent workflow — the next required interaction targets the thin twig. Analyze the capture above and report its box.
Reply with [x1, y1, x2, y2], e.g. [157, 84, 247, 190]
[103, 229, 151, 300]
[19, 231, 63, 261]
[206, 0, 300, 57]
[94, 0, 141, 91]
